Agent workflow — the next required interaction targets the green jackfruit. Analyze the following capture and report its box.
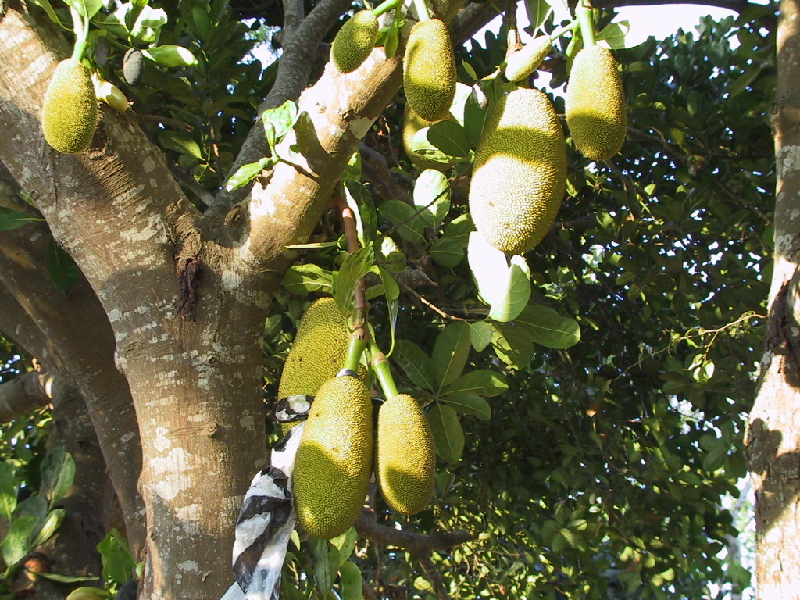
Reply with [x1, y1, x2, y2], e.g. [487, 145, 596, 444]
[331, 10, 379, 73]
[403, 19, 456, 122]
[278, 298, 350, 432]
[376, 394, 435, 515]
[565, 45, 627, 161]
[504, 36, 552, 83]
[402, 104, 454, 171]
[469, 87, 566, 254]
[42, 59, 98, 154]
[294, 375, 373, 539]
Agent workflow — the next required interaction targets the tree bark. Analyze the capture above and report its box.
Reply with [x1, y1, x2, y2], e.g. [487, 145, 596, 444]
[747, 0, 800, 597]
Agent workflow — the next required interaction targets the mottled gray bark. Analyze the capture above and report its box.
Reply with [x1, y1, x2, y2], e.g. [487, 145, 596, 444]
[747, 0, 800, 596]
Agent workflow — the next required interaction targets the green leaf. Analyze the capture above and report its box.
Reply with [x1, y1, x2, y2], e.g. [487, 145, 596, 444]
[463, 92, 487, 148]
[428, 403, 464, 463]
[283, 264, 333, 294]
[427, 120, 471, 158]
[442, 370, 508, 397]
[379, 200, 427, 243]
[33, 573, 99, 584]
[468, 233, 530, 322]
[27, 1, 66, 28]
[524, 0, 551, 30]
[0, 462, 17, 521]
[413, 170, 450, 229]
[65, 0, 103, 19]
[394, 339, 436, 392]
[429, 237, 463, 268]
[310, 538, 332, 596]
[343, 180, 378, 246]
[334, 245, 374, 316]
[226, 158, 272, 192]
[14, 494, 48, 522]
[158, 131, 203, 159]
[29, 508, 65, 548]
[439, 392, 491, 420]
[491, 321, 536, 369]
[45, 239, 81, 294]
[2, 516, 38, 569]
[262, 100, 300, 146]
[339, 561, 362, 600]
[515, 305, 580, 349]
[330, 528, 358, 567]
[469, 321, 494, 352]
[142, 45, 198, 67]
[431, 321, 471, 390]
[97, 528, 137, 587]
[384, 20, 400, 58]
[375, 266, 399, 355]
[0, 206, 40, 231]
[596, 21, 632, 49]
[40, 446, 76, 509]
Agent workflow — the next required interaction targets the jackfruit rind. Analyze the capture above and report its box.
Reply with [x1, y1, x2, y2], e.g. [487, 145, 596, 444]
[504, 36, 552, 83]
[332, 10, 379, 73]
[565, 46, 627, 161]
[377, 394, 435, 515]
[294, 375, 373, 539]
[278, 298, 350, 400]
[469, 87, 566, 255]
[42, 59, 98, 154]
[403, 19, 456, 122]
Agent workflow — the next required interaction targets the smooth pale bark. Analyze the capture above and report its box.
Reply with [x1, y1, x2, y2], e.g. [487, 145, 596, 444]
[748, 0, 800, 596]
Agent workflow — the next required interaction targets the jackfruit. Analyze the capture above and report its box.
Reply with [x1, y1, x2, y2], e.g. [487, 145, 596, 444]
[504, 36, 552, 83]
[293, 374, 373, 539]
[41, 59, 98, 154]
[402, 104, 454, 171]
[277, 298, 350, 431]
[469, 87, 566, 254]
[331, 10, 379, 73]
[376, 394, 435, 515]
[403, 19, 456, 122]
[565, 45, 627, 161]
[123, 48, 144, 86]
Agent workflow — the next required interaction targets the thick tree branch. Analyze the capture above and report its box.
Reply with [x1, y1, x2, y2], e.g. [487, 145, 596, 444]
[0, 371, 52, 423]
[354, 508, 475, 554]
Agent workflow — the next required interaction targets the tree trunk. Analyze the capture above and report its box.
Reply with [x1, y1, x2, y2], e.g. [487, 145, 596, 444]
[747, 0, 800, 596]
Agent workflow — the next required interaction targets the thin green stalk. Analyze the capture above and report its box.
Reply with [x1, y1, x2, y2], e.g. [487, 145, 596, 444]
[369, 344, 399, 400]
[70, 7, 89, 61]
[576, 1, 595, 48]
[549, 19, 579, 42]
[373, 0, 400, 18]
[343, 335, 368, 374]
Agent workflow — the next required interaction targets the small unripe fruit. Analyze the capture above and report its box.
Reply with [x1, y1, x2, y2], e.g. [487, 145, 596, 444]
[403, 19, 456, 122]
[41, 59, 98, 154]
[122, 48, 144, 85]
[331, 10, 379, 73]
[504, 36, 552, 82]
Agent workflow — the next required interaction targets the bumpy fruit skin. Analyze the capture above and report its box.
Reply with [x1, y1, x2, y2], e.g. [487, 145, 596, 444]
[403, 19, 456, 122]
[469, 87, 566, 254]
[332, 10, 379, 73]
[122, 48, 144, 86]
[293, 375, 373, 539]
[565, 46, 627, 161]
[377, 394, 435, 515]
[504, 36, 552, 83]
[278, 298, 351, 433]
[42, 59, 98, 154]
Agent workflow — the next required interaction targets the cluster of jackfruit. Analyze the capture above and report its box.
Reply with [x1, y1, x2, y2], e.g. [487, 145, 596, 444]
[565, 45, 627, 161]
[41, 59, 98, 154]
[331, 9, 379, 73]
[469, 87, 567, 255]
[280, 299, 437, 539]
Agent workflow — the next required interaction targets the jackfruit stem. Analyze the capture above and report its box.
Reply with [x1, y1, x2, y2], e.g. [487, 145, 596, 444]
[549, 20, 579, 42]
[412, 0, 431, 22]
[373, 0, 400, 18]
[369, 346, 399, 400]
[576, 1, 596, 48]
[69, 6, 89, 61]
[343, 335, 368, 374]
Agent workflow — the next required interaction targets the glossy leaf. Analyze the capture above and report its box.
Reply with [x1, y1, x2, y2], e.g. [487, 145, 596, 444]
[431, 321, 471, 390]
[428, 402, 464, 463]
[439, 392, 491, 420]
[394, 339, 436, 392]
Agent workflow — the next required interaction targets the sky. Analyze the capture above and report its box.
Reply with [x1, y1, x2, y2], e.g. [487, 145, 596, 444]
[613, 4, 738, 45]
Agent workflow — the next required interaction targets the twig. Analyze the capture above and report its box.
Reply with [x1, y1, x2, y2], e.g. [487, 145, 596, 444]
[417, 554, 453, 600]
[354, 508, 475, 553]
